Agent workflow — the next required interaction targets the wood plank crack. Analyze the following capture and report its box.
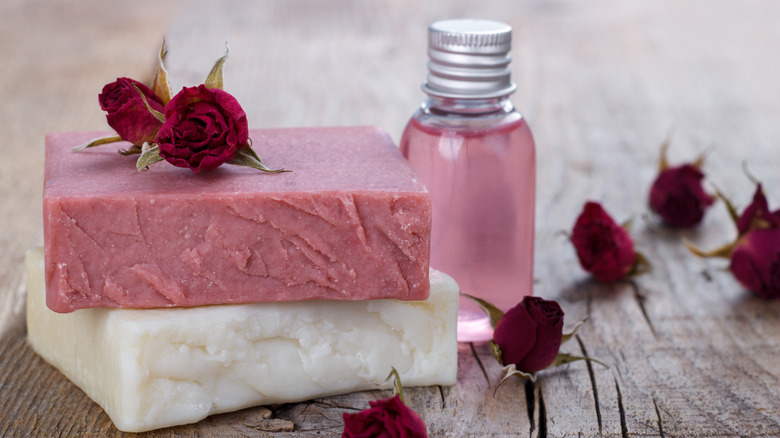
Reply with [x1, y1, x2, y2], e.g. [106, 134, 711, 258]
[653, 396, 665, 438]
[615, 378, 629, 438]
[628, 279, 656, 337]
[537, 383, 548, 438]
[525, 380, 536, 437]
[576, 335, 603, 433]
[469, 342, 490, 384]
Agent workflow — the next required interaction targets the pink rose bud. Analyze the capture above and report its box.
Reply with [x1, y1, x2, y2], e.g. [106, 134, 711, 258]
[98, 77, 165, 146]
[492, 296, 564, 373]
[649, 164, 714, 227]
[342, 394, 428, 438]
[156, 84, 249, 173]
[571, 201, 638, 282]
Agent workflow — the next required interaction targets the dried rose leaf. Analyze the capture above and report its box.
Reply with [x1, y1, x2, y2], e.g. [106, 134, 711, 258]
[205, 45, 229, 90]
[627, 251, 652, 277]
[560, 318, 587, 344]
[152, 39, 173, 105]
[490, 341, 503, 366]
[497, 364, 535, 390]
[658, 135, 671, 172]
[136, 144, 164, 171]
[712, 185, 740, 229]
[72, 134, 122, 152]
[684, 238, 734, 259]
[462, 293, 504, 330]
[119, 144, 143, 156]
[384, 367, 405, 404]
[548, 352, 607, 369]
[228, 147, 289, 173]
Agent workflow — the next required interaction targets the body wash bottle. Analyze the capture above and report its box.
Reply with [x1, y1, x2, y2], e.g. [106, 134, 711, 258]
[400, 19, 536, 342]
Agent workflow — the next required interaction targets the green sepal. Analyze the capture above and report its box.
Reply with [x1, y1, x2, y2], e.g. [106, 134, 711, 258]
[627, 251, 652, 277]
[132, 83, 166, 123]
[548, 352, 608, 369]
[118, 144, 143, 156]
[712, 184, 740, 230]
[658, 134, 671, 172]
[205, 45, 229, 90]
[494, 364, 536, 395]
[152, 39, 173, 105]
[136, 144, 164, 171]
[621, 217, 634, 233]
[684, 238, 734, 259]
[228, 146, 289, 173]
[72, 134, 122, 152]
[385, 367, 405, 404]
[462, 293, 504, 330]
[490, 341, 503, 366]
[560, 319, 587, 344]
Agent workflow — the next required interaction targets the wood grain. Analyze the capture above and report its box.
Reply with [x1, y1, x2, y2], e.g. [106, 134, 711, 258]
[2, 0, 780, 436]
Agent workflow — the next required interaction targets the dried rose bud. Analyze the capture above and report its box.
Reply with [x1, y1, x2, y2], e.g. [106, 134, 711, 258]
[98, 77, 165, 146]
[687, 184, 780, 299]
[730, 229, 780, 299]
[492, 296, 564, 373]
[571, 201, 639, 282]
[730, 184, 780, 299]
[649, 164, 714, 227]
[342, 395, 428, 437]
[156, 84, 248, 173]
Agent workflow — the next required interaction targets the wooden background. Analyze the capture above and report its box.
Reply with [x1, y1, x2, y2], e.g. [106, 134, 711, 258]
[2, 0, 780, 436]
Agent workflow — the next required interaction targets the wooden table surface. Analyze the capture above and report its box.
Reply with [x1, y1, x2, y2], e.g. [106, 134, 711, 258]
[2, 0, 780, 436]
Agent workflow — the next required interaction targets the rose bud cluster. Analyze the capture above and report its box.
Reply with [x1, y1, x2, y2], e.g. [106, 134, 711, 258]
[75, 43, 285, 174]
[571, 201, 648, 282]
[648, 140, 714, 228]
[466, 295, 604, 385]
[342, 368, 428, 438]
[689, 184, 780, 299]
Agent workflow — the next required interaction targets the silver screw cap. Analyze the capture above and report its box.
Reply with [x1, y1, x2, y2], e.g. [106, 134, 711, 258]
[423, 19, 516, 99]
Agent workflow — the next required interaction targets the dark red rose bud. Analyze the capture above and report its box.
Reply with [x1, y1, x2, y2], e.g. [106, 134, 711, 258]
[98, 77, 165, 146]
[492, 296, 564, 374]
[730, 229, 780, 299]
[571, 202, 637, 282]
[737, 184, 780, 235]
[649, 164, 714, 227]
[156, 84, 249, 173]
[342, 394, 428, 438]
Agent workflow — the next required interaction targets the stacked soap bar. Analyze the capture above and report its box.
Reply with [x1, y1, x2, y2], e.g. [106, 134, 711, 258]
[44, 127, 431, 313]
[27, 248, 458, 432]
[32, 127, 457, 432]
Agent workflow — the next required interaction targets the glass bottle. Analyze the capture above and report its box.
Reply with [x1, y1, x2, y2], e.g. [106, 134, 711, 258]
[400, 19, 536, 342]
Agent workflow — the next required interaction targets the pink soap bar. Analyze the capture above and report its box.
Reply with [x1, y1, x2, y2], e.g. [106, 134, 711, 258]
[44, 127, 431, 313]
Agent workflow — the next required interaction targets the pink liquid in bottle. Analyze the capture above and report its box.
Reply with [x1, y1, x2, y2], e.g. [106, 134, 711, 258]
[401, 102, 535, 342]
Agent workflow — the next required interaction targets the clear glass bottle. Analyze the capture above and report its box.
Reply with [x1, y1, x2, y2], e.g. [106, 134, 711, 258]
[400, 19, 536, 342]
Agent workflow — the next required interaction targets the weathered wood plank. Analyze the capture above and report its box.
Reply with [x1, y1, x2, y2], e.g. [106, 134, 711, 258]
[2, 0, 780, 436]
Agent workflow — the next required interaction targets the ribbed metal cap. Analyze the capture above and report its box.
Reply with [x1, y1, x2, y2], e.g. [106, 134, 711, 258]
[423, 19, 516, 99]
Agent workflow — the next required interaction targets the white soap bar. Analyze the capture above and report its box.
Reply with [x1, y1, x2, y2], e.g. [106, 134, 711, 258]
[25, 247, 458, 432]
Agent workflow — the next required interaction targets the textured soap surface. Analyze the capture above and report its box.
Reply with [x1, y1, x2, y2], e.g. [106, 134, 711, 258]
[44, 127, 431, 312]
[26, 247, 458, 433]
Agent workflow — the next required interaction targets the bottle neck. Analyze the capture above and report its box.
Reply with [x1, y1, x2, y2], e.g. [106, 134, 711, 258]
[423, 95, 514, 116]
